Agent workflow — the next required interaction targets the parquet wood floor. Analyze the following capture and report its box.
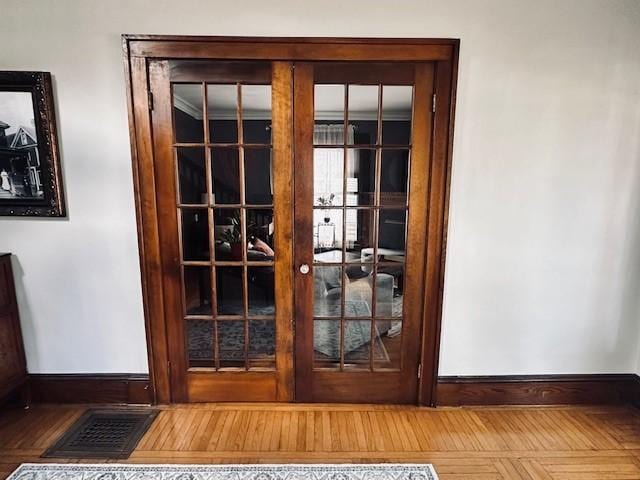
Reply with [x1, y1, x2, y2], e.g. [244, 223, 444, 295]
[1, 403, 640, 479]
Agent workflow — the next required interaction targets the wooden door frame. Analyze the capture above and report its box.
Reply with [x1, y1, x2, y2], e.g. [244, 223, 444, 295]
[123, 36, 459, 406]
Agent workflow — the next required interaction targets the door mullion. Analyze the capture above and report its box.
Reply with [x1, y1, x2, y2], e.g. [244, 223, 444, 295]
[272, 61, 296, 401]
[292, 63, 315, 402]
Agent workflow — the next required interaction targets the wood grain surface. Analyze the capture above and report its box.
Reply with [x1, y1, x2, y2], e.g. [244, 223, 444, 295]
[2, 403, 640, 479]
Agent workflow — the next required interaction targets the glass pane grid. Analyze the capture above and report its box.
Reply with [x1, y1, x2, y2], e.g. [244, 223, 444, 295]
[216, 315, 274, 321]
[173, 83, 272, 148]
[314, 315, 372, 321]
[313, 82, 411, 373]
[180, 203, 274, 208]
[175, 80, 275, 372]
[312, 85, 413, 147]
[312, 144, 412, 149]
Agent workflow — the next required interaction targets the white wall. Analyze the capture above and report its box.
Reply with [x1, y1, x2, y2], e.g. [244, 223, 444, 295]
[1, 0, 639, 375]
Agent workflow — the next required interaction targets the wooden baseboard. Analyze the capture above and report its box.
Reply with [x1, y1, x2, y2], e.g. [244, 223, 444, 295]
[436, 374, 640, 406]
[30, 374, 152, 404]
[26, 373, 640, 407]
[629, 374, 640, 409]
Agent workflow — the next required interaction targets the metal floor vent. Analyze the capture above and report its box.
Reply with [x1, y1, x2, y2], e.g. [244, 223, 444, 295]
[43, 409, 158, 459]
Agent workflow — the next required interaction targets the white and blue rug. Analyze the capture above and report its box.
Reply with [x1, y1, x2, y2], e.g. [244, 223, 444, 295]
[8, 463, 438, 480]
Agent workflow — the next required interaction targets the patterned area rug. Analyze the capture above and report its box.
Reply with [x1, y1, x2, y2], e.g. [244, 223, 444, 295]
[188, 318, 393, 364]
[8, 464, 438, 480]
[188, 320, 275, 362]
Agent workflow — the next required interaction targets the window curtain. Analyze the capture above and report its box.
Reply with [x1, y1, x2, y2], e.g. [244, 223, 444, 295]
[313, 125, 357, 249]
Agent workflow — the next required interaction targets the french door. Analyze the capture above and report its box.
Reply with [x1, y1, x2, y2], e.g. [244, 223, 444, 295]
[293, 63, 433, 403]
[149, 60, 294, 402]
[132, 38, 454, 404]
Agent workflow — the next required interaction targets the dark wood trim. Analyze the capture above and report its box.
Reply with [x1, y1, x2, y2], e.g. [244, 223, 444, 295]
[30, 374, 152, 404]
[418, 46, 459, 406]
[148, 59, 188, 403]
[292, 63, 314, 402]
[123, 35, 460, 45]
[122, 36, 159, 405]
[272, 61, 295, 402]
[401, 62, 434, 401]
[630, 374, 640, 409]
[124, 36, 457, 62]
[429, 45, 460, 406]
[23, 373, 640, 407]
[124, 46, 171, 404]
[437, 374, 640, 406]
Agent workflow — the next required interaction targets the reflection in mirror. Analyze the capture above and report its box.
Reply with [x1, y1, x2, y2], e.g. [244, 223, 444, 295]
[314, 320, 341, 369]
[345, 209, 375, 262]
[378, 210, 406, 257]
[183, 266, 212, 316]
[313, 266, 342, 317]
[313, 148, 344, 206]
[380, 149, 410, 206]
[216, 267, 244, 316]
[374, 320, 402, 370]
[346, 149, 375, 206]
[344, 271, 372, 317]
[248, 267, 274, 316]
[174, 84, 204, 143]
[186, 320, 215, 368]
[248, 320, 275, 369]
[343, 321, 371, 369]
[211, 147, 240, 204]
[245, 148, 272, 204]
[213, 208, 242, 261]
[207, 84, 238, 144]
[247, 208, 274, 262]
[242, 85, 272, 144]
[313, 208, 342, 259]
[181, 209, 209, 261]
[382, 86, 413, 145]
[218, 321, 245, 368]
[177, 148, 207, 205]
[348, 85, 379, 145]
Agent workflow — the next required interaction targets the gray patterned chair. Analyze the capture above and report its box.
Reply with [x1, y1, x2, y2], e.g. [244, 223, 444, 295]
[313, 266, 394, 359]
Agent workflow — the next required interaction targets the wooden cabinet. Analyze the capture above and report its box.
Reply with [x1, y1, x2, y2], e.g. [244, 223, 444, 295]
[0, 254, 28, 402]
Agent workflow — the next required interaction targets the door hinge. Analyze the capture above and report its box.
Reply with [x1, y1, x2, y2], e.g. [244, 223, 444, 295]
[432, 94, 436, 113]
[148, 91, 154, 111]
[418, 364, 422, 379]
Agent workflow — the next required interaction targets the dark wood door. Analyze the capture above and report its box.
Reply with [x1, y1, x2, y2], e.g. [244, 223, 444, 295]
[147, 58, 437, 404]
[149, 60, 294, 402]
[293, 62, 435, 403]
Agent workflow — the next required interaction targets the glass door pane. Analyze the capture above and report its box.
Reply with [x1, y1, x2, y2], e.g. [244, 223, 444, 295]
[173, 80, 276, 372]
[311, 82, 411, 372]
[152, 59, 294, 402]
[294, 61, 433, 404]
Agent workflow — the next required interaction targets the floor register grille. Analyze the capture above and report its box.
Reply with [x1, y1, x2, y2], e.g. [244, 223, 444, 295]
[42, 409, 157, 459]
